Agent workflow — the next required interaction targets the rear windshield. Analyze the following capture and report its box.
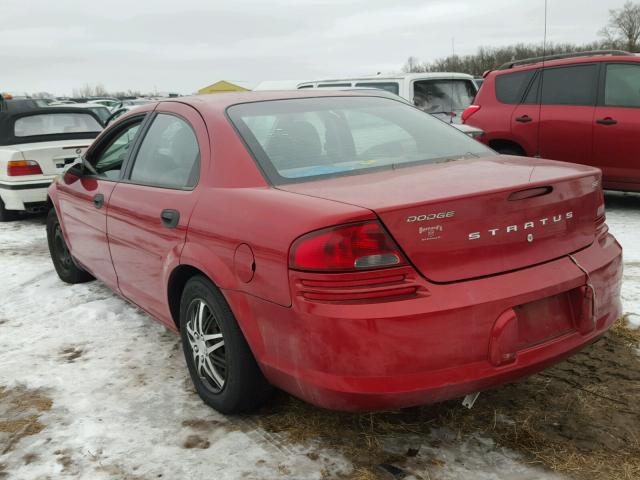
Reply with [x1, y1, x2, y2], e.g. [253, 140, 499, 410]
[14, 113, 102, 137]
[413, 79, 477, 113]
[228, 96, 492, 184]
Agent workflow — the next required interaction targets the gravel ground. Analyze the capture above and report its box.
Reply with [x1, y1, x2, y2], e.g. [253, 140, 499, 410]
[0, 191, 638, 480]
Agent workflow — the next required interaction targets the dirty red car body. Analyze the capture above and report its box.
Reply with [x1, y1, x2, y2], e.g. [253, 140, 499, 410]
[47, 91, 623, 412]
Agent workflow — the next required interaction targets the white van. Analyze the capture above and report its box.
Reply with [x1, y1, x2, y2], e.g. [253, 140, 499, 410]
[297, 73, 477, 123]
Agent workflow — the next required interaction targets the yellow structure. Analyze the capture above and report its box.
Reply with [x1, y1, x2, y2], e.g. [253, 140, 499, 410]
[198, 80, 249, 95]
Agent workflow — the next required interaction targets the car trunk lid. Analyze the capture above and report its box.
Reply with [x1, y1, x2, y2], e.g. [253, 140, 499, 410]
[278, 156, 601, 282]
[16, 139, 93, 176]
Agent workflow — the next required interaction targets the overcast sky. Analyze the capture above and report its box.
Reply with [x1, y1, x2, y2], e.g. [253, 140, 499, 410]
[1, 0, 626, 95]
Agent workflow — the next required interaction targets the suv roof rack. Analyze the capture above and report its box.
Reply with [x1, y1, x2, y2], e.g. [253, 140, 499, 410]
[498, 50, 633, 70]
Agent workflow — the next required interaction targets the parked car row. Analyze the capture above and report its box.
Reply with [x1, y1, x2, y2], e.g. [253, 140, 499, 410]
[1, 51, 632, 415]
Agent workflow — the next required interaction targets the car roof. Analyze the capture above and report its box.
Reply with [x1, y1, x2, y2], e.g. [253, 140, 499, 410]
[160, 89, 420, 116]
[493, 52, 640, 75]
[0, 107, 103, 146]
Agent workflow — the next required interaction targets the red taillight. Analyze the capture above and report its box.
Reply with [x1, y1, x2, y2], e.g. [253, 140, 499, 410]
[7, 160, 43, 176]
[461, 105, 481, 124]
[289, 221, 407, 272]
[595, 180, 606, 227]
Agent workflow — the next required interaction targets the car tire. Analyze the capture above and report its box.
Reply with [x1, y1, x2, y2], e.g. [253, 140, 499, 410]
[495, 146, 525, 156]
[0, 198, 17, 222]
[46, 208, 94, 284]
[180, 276, 272, 414]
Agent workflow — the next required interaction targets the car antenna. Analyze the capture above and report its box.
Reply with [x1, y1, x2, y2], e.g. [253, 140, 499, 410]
[450, 37, 455, 124]
[535, 0, 549, 158]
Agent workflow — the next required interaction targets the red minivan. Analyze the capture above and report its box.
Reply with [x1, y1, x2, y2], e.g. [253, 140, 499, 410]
[463, 51, 640, 192]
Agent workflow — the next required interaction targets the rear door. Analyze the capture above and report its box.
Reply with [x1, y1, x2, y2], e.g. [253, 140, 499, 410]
[593, 62, 640, 188]
[106, 103, 207, 324]
[57, 115, 147, 291]
[537, 64, 599, 164]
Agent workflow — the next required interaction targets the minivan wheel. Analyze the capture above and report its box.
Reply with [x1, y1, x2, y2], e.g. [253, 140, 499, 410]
[46, 208, 94, 284]
[180, 276, 272, 414]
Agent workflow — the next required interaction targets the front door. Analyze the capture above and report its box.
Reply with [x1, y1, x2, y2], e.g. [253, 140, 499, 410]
[593, 62, 640, 189]
[106, 103, 207, 325]
[537, 63, 598, 165]
[57, 115, 146, 291]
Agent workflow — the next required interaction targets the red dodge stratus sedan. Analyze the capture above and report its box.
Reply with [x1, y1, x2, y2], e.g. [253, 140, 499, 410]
[46, 91, 623, 413]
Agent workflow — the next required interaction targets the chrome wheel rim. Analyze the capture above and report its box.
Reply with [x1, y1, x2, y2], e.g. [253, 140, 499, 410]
[186, 298, 226, 393]
[54, 224, 73, 269]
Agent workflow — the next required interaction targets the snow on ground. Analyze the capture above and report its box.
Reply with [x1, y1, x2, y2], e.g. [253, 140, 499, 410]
[0, 192, 638, 480]
[604, 191, 640, 327]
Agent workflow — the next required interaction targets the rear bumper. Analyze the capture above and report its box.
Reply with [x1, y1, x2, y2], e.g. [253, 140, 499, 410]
[0, 179, 53, 211]
[224, 231, 623, 411]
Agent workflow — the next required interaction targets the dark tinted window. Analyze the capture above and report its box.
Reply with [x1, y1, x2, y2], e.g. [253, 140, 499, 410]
[297, 85, 313, 89]
[228, 96, 493, 185]
[318, 83, 351, 88]
[495, 70, 535, 104]
[93, 122, 141, 179]
[130, 114, 200, 188]
[605, 63, 640, 107]
[523, 71, 541, 104]
[354, 82, 400, 95]
[540, 64, 598, 106]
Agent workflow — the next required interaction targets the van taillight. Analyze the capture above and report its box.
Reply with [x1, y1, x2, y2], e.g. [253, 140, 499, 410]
[461, 105, 481, 123]
[289, 221, 407, 272]
[7, 160, 43, 176]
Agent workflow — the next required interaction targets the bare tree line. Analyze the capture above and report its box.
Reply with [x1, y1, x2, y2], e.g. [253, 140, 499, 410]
[404, 1, 640, 75]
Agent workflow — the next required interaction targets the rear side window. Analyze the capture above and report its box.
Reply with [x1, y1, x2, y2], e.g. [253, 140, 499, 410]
[354, 82, 400, 95]
[540, 64, 598, 106]
[495, 70, 535, 104]
[14, 113, 102, 137]
[129, 114, 200, 189]
[604, 63, 640, 107]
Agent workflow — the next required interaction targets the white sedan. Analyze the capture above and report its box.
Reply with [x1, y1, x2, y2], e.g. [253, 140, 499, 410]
[0, 107, 102, 220]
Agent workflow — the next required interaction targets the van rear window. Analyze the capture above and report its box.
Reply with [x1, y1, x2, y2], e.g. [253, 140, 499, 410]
[495, 70, 535, 104]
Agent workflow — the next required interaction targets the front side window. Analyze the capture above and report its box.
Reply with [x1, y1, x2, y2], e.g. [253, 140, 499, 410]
[129, 114, 200, 189]
[318, 83, 351, 88]
[354, 82, 400, 95]
[540, 64, 598, 106]
[604, 63, 640, 107]
[412, 79, 477, 113]
[92, 122, 142, 179]
[228, 96, 493, 184]
[14, 113, 102, 137]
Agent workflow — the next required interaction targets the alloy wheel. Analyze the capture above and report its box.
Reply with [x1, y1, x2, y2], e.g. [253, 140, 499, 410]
[185, 298, 227, 393]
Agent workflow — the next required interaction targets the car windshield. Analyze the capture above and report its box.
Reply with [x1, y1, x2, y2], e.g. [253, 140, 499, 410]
[14, 113, 102, 137]
[228, 96, 492, 184]
[413, 79, 477, 113]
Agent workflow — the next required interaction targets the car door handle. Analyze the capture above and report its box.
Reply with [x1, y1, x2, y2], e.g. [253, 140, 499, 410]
[160, 209, 180, 229]
[515, 115, 533, 123]
[93, 194, 104, 209]
[596, 117, 617, 125]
